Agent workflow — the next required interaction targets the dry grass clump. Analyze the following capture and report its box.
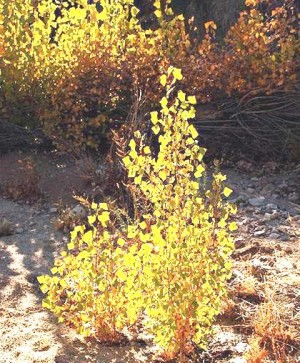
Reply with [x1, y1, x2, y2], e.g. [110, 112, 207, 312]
[245, 289, 299, 363]
[244, 336, 269, 363]
[223, 257, 299, 363]
[0, 157, 40, 202]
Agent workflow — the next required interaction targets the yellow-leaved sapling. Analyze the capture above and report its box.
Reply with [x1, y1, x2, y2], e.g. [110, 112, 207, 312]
[38, 202, 141, 341]
[122, 66, 237, 360]
[38, 67, 237, 360]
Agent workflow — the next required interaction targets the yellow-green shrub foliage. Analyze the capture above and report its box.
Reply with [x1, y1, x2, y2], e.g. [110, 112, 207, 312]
[0, 1, 41, 124]
[122, 67, 237, 358]
[39, 68, 236, 358]
[38, 202, 142, 340]
[45, 0, 190, 150]
[2, 0, 297, 148]
[0, 0, 190, 148]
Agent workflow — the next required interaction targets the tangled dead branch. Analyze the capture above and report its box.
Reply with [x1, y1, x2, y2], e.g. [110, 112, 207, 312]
[194, 86, 300, 159]
[0, 119, 51, 154]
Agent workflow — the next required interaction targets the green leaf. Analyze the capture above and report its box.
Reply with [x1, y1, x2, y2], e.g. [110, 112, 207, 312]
[173, 68, 183, 80]
[178, 90, 186, 102]
[188, 95, 197, 104]
[67, 242, 75, 250]
[37, 275, 46, 284]
[88, 215, 96, 224]
[188, 125, 198, 139]
[223, 187, 233, 198]
[123, 156, 131, 167]
[194, 164, 205, 178]
[229, 222, 238, 231]
[117, 238, 125, 247]
[160, 97, 168, 109]
[152, 125, 160, 135]
[154, 9, 162, 18]
[160, 74, 167, 86]
[100, 203, 108, 210]
[82, 230, 93, 244]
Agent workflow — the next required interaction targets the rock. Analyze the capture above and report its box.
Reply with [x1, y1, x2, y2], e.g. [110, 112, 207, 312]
[229, 359, 247, 363]
[234, 342, 249, 354]
[270, 211, 280, 220]
[269, 233, 280, 239]
[264, 211, 280, 222]
[0, 219, 14, 237]
[254, 229, 266, 237]
[263, 213, 272, 222]
[71, 205, 86, 219]
[249, 196, 265, 207]
[266, 203, 278, 211]
[215, 331, 237, 345]
[15, 227, 24, 234]
[278, 182, 288, 191]
[246, 188, 255, 194]
[275, 258, 294, 270]
[288, 192, 299, 203]
[231, 269, 246, 282]
[280, 234, 290, 242]
[261, 184, 274, 194]
[231, 195, 247, 204]
[289, 208, 300, 216]
[49, 207, 58, 214]
[262, 161, 278, 173]
[277, 225, 289, 234]
[239, 217, 251, 226]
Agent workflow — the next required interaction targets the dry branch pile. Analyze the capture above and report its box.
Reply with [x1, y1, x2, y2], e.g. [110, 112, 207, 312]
[0, 120, 50, 154]
[195, 86, 300, 158]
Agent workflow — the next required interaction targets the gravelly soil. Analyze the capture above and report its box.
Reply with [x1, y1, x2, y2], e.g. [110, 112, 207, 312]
[0, 199, 147, 363]
[0, 152, 299, 363]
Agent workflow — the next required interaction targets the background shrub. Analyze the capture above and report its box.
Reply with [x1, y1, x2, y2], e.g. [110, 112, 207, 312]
[0, 0, 298, 154]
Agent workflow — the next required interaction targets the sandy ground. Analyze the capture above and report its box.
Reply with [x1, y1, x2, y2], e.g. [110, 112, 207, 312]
[0, 152, 299, 362]
[0, 198, 147, 363]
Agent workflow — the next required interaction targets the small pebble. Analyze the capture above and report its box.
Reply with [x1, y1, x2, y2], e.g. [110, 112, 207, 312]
[249, 196, 265, 207]
[269, 233, 280, 239]
[235, 342, 249, 354]
[270, 211, 280, 220]
[229, 358, 247, 363]
[263, 213, 272, 222]
[288, 192, 299, 203]
[266, 203, 278, 210]
[254, 229, 266, 237]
